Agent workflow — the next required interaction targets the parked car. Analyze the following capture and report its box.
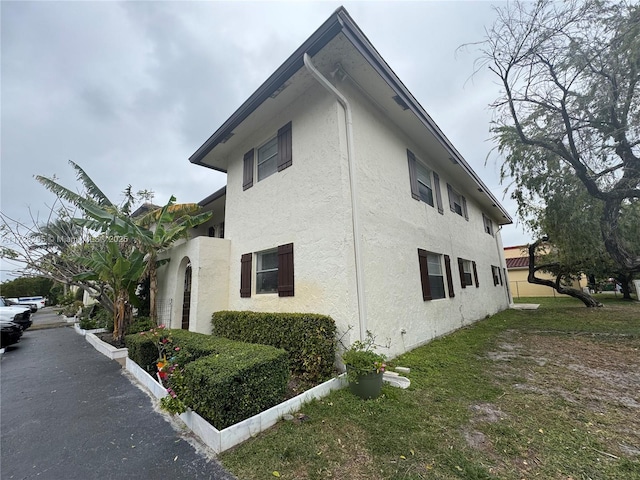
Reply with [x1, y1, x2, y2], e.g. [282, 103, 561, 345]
[0, 320, 23, 348]
[7, 296, 46, 312]
[0, 297, 33, 331]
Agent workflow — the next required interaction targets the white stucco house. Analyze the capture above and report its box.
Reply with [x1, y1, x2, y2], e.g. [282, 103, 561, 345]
[156, 7, 513, 358]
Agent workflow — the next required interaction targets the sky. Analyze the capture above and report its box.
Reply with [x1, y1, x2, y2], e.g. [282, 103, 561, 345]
[1, 0, 533, 281]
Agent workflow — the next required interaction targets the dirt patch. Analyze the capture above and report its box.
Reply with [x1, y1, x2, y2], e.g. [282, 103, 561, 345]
[485, 329, 640, 459]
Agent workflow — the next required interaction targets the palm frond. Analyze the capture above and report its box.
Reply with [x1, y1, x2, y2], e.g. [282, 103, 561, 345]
[69, 160, 113, 207]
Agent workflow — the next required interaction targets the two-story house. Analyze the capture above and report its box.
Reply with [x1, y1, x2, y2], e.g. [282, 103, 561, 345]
[156, 7, 513, 358]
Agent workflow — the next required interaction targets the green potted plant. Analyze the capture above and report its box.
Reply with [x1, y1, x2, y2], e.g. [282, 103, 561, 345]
[341, 332, 387, 400]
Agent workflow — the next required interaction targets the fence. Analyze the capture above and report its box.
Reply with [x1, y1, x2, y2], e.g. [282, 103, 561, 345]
[155, 298, 172, 327]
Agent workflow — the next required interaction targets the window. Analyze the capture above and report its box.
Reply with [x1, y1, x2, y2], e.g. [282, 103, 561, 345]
[407, 149, 442, 211]
[240, 243, 294, 297]
[447, 184, 468, 220]
[257, 137, 278, 181]
[218, 222, 225, 239]
[416, 163, 434, 206]
[256, 249, 278, 294]
[418, 249, 454, 300]
[458, 258, 479, 288]
[243, 122, 292, 190]
[491, 265, 503, 286]
[483, 213, 494, 236]
[208, 226, 215, 237]
[491, 265, 500, 286]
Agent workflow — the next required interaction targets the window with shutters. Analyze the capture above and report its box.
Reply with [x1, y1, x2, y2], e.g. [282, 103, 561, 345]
[256, 249, 278, 294]
[418, 249, 452, 301]
[483, 213, 494, 236]
[457, 258, 479, 288]
[447, 184, 468, 219]
[407, 149, 443, 212]
[243, 122, 292, 190]
[491, 265, 500, 286]
[241, 243, 294, 297]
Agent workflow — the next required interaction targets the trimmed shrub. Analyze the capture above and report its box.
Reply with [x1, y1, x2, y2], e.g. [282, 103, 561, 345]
[211, 311, 336, 381]
[126, 328, 290, 428]
[182, 343, 289, 429]
[126, 316, 155, 335]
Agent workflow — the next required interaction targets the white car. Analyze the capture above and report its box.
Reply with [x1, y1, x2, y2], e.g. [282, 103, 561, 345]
[7, 296, 46, 312]
[0, 297, 33, 330]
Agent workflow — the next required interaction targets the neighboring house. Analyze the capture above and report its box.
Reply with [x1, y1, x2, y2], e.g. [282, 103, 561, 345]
[504, 245, 586, 298]
[156, 7, 513, 358]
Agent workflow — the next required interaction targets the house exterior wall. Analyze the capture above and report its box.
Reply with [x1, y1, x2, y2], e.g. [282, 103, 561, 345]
[158, 79, 510, 358]
[156, 236, 230, 333]
[223, 83, 359, 336]
[341, 82, 510, 355]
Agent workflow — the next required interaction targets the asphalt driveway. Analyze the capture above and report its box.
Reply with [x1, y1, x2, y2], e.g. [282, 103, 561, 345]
[1, 324, 235, 480]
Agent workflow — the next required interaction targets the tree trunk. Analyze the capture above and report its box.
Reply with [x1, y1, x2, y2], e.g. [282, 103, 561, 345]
[149, 258, 158, 325]
[527, 242, 603, 308]
[616, 273, 634, 300]
[112, 289, 128, 344]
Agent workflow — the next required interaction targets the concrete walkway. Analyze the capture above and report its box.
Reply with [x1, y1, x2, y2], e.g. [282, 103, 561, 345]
[1, 326, 236, 480]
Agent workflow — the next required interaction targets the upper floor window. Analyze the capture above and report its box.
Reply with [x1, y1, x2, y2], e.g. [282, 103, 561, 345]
[243, 122, 292, 191]
[447, 184, 468, 220]
[257, 137, 278, 181]
[407, 149, 443, 213]
[416, 163, 434, 207]
[483, 213, 494, 236]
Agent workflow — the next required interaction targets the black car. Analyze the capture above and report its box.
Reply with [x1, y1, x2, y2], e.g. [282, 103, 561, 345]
[1, 321, 23, 348]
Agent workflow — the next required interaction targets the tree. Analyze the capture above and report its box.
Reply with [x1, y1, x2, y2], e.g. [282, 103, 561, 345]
[521, 165, 637, 302]
[479, 0, 640, 274]
[0, 276, 54, 298]
[35, 161, 211, 325]
[74, 241, 146, 343]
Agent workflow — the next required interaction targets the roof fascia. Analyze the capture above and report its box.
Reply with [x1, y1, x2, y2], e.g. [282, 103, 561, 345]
[335, 10, 512, 223]
[198, 185, 227, 207]
[188, 9, 345, 169]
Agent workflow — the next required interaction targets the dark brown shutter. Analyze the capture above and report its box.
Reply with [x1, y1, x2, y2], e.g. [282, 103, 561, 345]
[277, 122, 292, 171]
[444, 254, 455, 298]
[240, 253, 252, 297]
[458, 258, 466, 288]
[277, 243, 294, 297]
[433, 172, 444, 214]
[462, 196, 469, 220]
[498, 267, 503, 286]
[447, 183, 455, 212]
[243, 149, 254, 191]
[407, 150, 420, 200]
[472, 261, 479, 288]
[417, 248, 432, 301]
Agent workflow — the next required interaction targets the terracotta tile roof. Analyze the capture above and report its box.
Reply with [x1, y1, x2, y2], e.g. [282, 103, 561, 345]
[506, 257, 529, 269]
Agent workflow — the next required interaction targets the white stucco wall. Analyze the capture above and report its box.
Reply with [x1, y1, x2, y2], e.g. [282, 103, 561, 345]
[178, 71, 510, 359]
[223, 82, 359, 338]
[156, 237, 230, 334]
[338, 80, 511, 357]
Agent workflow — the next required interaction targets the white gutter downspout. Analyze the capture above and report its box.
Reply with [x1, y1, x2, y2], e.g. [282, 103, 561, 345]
[303, 52, 367, 342]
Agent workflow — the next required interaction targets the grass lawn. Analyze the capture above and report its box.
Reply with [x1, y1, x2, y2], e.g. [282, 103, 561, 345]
[220, 296, 640, 479]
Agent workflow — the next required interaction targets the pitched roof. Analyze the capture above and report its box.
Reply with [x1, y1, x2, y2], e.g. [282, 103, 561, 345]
[506, 257, 530, 269]
[189, 6, 512, 224]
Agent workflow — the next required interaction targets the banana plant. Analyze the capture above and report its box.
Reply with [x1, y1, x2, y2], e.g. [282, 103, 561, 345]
[74, 242, 146, 343]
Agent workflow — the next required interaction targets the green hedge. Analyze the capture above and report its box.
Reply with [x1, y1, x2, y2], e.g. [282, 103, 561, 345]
[125, 329, 230, 374]
[211, 311, 336, 381]
[125, 329, 290, 429]
[182, 343, 289, 429]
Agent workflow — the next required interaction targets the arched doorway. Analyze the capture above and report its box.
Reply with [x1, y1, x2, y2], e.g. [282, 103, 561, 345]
[181, 262, 192, 330]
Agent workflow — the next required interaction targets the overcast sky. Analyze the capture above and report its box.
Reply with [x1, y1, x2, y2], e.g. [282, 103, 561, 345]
[1, 0, 532, 281]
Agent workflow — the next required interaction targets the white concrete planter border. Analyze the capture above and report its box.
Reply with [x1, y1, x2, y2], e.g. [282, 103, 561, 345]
[125, 357, 347, 454]
[85, 332, 128, 366]
[73, 323, 107, 337]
